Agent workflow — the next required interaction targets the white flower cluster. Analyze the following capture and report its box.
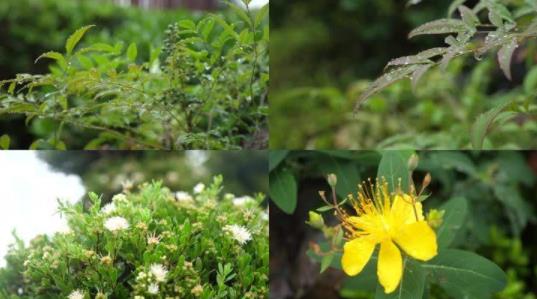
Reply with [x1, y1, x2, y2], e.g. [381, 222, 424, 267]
[135, 263, 168, 295]
[223, 224, 252, 245]
[104, 216, 129, 232]
[232, 196, 255, 207]
[193, 183, 205, 194]
[68, 289, 85, 299]
[101, 202, 116, 214]
[175, 191, 193, 202]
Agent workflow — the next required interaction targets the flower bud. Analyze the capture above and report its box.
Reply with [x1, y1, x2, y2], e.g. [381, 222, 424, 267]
[408, 153, 419, 171]
[306, 211, 325, 229]
[426, 209, 445, 228]
[327, 173, 337, 188]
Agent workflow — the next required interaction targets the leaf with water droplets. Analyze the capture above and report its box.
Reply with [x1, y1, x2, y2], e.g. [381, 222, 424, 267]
[497, 37, 517, 80]
[355, 66, 416, 111]
[386, 48, 447, 69]
[411, 64, 433, 92]
[409, 19, 467, 39]
[459, 5, 479, 26]
[488, 3, 514, 24]
[448, 0, 467, 17]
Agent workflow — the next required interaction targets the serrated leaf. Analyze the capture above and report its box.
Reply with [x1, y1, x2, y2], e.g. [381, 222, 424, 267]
[0, 134, 10, 149]
[437, 197, 467, 248]
[270, 169, 297, 214]
[66, 25, 95, 55]
[355, 66, 416, 111]
[127, 42, 138, 62]
[471, 100, 512, 149]
[409, 19, 467, 39]
[424, 249, 507, 298]
[497, 37, 517, 80]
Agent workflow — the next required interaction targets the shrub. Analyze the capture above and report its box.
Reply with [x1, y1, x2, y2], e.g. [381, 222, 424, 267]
[0, 1, 269, 149]
[0, 176, 269, 298]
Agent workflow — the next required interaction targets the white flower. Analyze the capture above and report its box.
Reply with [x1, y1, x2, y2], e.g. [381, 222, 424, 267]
[193, 183, 205, 194]
[102, 202, 116, 214]
[150, 263, 168, 282]
[68, 289, 85, 299]
[147, 283, 159, 295]
[112, 193, 128, 203]
[233, 196, 254, 206]
[262, 211, 269, 221]
[104, 216, 129, 232]
[175, 191, 193, 202]
[223, 224, 252, 245]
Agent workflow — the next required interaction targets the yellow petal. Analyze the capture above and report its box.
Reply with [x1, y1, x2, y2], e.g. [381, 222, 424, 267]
[394, 221, 437, 261]
[377, 240, 403, 294]
[341, 238, 376, 276]
[391, 194, 423, 224]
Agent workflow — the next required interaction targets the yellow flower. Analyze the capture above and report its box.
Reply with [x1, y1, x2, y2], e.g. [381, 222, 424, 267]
[340, 178, 437, 293]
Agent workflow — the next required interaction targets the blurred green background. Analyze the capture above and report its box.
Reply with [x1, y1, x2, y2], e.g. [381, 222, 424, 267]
[38, 150, 268, 201]
[270, 0, 537, 149]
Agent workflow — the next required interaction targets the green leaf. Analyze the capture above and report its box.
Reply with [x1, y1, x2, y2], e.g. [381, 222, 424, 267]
[7, 82, 16, 95]
[319, 158, 360, 198]
[127, 42, 138, 62]
[356, 65, 417, 110]
[269, 150, 289, 171]
[269, 169, 297, 214]
[375, 259, 425, 299]
[408, 19, 468, 39]
[0, 134, 10, 149]
[320, 254, 334, 273]
[459, 5, 479, 26]
[179, 19, 196, 30]
[254, 4, 269, 28]
[437, 197, 468, 248]
[65, 25, 96, 55]
[34, 51, 66, 66]
[424, 249, 507, 298]
[340, 256, 377, 293]
[225, 0, 253, 27]
[471, 100, 512, 149]
[377, 151, 413, 193]
[523, 66, 537, 95]
[497, 38, 517, 80]
[448, 0, 467, 16]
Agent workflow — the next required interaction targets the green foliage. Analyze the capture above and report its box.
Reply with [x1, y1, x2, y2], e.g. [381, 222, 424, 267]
[0, 3, 268, 149]
[0, 178, 269, 298]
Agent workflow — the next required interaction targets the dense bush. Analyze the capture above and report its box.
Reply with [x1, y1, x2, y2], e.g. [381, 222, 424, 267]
[0, 0, 268, 149]
[0, 176, 269, 298]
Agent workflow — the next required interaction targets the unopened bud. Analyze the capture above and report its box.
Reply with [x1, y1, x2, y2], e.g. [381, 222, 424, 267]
[327, 173, 337, 188]
[408, 153, 419, 171]
[306, 211, 325, 229]
[423, 173, 432, 188]
[427, 209, 445, 228]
